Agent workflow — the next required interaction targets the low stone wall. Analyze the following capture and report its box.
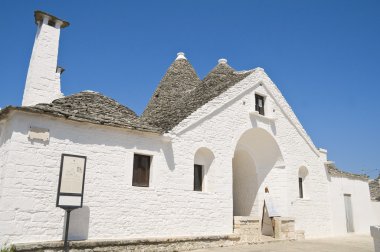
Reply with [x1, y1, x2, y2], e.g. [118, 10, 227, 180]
[233, 216, 297, 243]
[273, 217, 296, 240]
[13, 235, 239, 252]
[233, 216, 260, 243]
[371, 226, 380, 252]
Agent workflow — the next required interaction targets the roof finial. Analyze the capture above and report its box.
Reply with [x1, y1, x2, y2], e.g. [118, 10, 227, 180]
[218, 58, 228, 64]
[176, 52, 186, 60]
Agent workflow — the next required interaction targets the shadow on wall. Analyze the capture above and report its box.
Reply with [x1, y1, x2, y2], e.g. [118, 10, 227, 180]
[63, 206, 90, 240]
[233, 128, 284, 217]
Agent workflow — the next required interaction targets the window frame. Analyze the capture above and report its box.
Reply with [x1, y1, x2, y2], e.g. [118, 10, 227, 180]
[132, 153, 152, 187]
[255, 94, 265, 116]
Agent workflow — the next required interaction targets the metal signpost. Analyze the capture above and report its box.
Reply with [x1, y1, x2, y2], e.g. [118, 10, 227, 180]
[56, 154, 87, 252]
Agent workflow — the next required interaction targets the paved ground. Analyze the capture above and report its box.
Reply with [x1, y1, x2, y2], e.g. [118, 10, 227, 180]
[190, 235, 374, 252]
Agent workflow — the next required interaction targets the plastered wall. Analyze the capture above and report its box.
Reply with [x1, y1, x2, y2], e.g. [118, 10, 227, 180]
[0, 69, 348, 244]
[328, 176, 375, 235]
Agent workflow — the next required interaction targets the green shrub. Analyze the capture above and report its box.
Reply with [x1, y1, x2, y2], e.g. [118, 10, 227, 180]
[0, 243, 15, 252]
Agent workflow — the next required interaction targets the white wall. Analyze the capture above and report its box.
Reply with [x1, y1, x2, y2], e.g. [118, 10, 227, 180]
[0, 113, 230, 244]
[171, 69, 333, 238]
[328, 176, 374, 235]
[1, 69, 337, 243]
[372, 201, 380, 225]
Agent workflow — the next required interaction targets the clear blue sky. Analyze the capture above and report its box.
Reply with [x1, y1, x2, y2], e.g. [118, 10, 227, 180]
[0, 0, 379, 178]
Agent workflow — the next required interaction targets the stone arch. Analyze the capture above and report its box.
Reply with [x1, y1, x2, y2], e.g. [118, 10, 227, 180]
[233, 127, 284, 217]
[194, 147, 215, 192]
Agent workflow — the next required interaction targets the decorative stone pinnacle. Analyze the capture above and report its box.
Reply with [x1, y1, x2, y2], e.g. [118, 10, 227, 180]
[176, 52, 186, 60]
[218, 58, 228, 64]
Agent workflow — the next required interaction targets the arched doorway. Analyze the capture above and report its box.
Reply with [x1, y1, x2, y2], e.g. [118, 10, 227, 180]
[232, 128, 284, 218]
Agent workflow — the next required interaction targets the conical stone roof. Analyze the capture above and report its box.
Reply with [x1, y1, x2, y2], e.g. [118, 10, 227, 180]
[169, 61, 252, 131]
[141, 56, 201, 131]
[0, 91, 161, 133]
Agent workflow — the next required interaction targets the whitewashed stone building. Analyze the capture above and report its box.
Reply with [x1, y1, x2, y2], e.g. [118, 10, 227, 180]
[1, 11, 380, 249]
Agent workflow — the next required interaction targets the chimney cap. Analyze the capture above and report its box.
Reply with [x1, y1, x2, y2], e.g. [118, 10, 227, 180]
[34, 10, 70, 28]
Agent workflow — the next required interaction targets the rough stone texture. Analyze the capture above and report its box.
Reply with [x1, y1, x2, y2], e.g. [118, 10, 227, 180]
[141, 58, 201, 131]
[369, 178, 380, 201]
[233, 216, 260, 243]
[186, 235, 375, 252]
[325, 163, 369, 181]
[13, 235, 239, 252]
[0, 91, 161, 134]
[295, 230, 305, 240]
[371, 226, 380, 252]
[275, 217, 295, 240]
[141, 60, 250, 132]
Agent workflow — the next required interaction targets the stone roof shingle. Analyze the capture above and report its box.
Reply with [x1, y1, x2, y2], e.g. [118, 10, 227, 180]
[1, 56, 254, 134]
[141, 59, 252, 132]
[325, 163, 369, 181]
[0, 91, 161, 133]
[140, 58, 201, 131]
[369, 176, 380, 201]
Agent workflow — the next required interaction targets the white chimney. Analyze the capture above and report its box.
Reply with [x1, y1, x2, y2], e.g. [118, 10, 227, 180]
[22, 11, 69, 106]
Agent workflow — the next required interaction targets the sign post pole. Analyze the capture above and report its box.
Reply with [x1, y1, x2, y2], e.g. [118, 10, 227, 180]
[63, 209, 72, 252]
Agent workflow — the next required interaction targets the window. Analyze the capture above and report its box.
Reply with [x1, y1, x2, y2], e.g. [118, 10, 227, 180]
[132, 154, 151, 187]
[255, 94, 265, 115]
[298, 166, 308, 199]
[194, 164, 203, 191]
[298, 177, 303, 198]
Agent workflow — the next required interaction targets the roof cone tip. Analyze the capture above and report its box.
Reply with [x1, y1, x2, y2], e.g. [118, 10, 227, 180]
[176, 52, 186, 60]
[218, 58, 228, 64]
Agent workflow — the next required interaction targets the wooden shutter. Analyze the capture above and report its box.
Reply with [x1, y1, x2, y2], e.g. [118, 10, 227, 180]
[132, 154, 151, 187]
[194, 164, 203, 191]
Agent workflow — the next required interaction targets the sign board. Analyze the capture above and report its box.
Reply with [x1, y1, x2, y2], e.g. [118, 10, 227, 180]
[56, 154, 87, 209]
[264, 194, 281, 217]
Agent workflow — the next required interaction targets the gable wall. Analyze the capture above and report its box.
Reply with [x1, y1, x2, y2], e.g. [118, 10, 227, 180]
[170, 69, 333, 238]
[0, 112, 231, 244]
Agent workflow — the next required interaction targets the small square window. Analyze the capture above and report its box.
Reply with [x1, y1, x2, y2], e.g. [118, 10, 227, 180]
[255, 94, 265, 116]
[194, 164, 203, 191]
[132, 154, 151, 187]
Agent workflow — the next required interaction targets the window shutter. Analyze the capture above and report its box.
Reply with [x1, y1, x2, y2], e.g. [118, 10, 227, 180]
[132, 154, 151, 187]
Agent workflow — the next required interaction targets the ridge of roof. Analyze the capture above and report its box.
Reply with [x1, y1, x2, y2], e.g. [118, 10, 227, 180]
[0, 91, 161, 134]
[325, 163, 369, 181]
[141, 57, 202, 130]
